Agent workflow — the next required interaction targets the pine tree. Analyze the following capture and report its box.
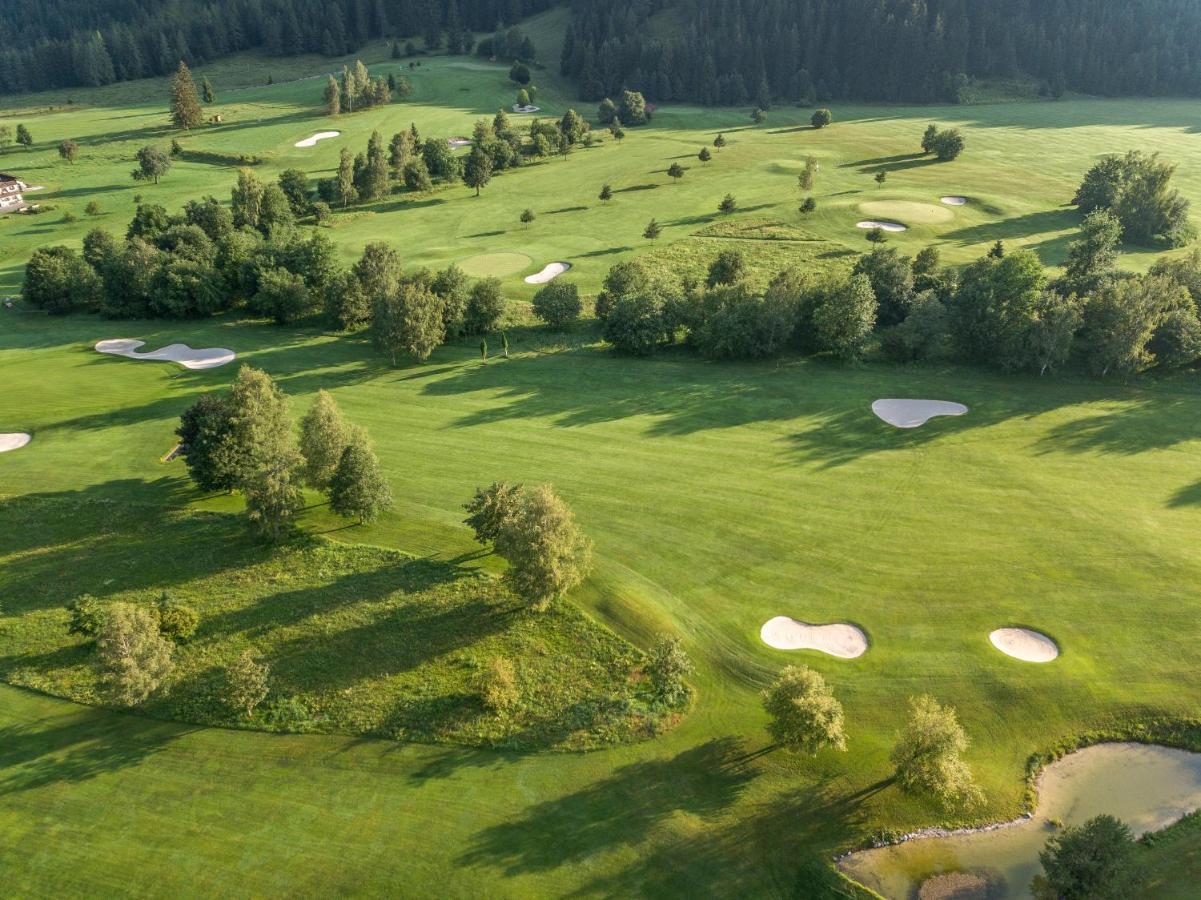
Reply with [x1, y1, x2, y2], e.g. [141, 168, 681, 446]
[364, 131, 389, 200]
[698, 147, 711, 164]
[170, 60, 204, 129]
[329, 432, 393, 523]
[201, 77, 216, 104]
[599, 184, 612, 203]
[667, 162, 685, 182]
[643, 218, 661, 240]
[713, 133, 726, 149]
[324, 75, 341, 115]
[719, 194, 736, 215]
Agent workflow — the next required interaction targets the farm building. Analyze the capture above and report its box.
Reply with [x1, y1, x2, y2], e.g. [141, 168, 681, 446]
[0, 173, 28, 212]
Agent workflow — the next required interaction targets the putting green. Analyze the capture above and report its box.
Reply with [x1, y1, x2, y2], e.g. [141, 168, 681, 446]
[857, 200, 956, 225]
[459, 252, 534, 278]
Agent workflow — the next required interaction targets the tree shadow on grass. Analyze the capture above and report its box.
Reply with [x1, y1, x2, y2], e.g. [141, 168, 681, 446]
[457, 736, 759, 875]
[1034, 394, 1201, 457]
[0, 694, 193, 794]
[570, 775, 892, 897]
[1168, 479, 1201, 508]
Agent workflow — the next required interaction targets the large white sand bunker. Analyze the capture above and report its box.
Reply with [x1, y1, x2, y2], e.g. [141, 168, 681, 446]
[96, 339, 236, 370]
[857, 220, 907, 232]
[760, 616, 868, 659]
[0, 433, 31, 453]
[940, 196, 968, 206]
[512, 104, 540, 113]
[872, 399, 968, 429]
[524, 262, 572, 284]
[294, 131, 340, 148]
[990, 628, 1059, 663]
[448, 137, 472, 149]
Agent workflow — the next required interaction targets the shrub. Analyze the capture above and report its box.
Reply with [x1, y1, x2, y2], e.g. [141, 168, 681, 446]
[463, 481, 524, 544]
[810, 108, 832, 128]
[221, 650, 270, 719]
[531, 281, 581, 327]
[645, 635, 692, 705]
[603, 293, 665, 355]
[156, 594, 199, 643]
[66, 594, 106, 637]
[464, 278, 506, 334]
[481, 656, 520, 712]
[890, 694, 982, 808]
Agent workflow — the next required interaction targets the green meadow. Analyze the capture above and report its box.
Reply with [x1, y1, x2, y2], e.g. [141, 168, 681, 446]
[4, 8, 1201, 896]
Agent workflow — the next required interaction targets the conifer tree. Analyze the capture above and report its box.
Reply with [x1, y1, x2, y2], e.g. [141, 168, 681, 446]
[202, 77, 216, 104]
[170, 60, 204, 129]
[643, 218, 661, 240]
[324, 75, 341, 115]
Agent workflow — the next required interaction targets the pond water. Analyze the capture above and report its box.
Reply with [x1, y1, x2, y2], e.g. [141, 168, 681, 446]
[839, 743, 1201, 899]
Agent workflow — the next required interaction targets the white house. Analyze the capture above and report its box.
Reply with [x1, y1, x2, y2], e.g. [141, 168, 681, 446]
[0, 174, 27, 213]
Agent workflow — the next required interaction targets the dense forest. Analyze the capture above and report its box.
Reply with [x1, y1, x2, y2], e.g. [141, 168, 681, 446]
[561, 0, 1201, 105]
[0, 0, 554, 93]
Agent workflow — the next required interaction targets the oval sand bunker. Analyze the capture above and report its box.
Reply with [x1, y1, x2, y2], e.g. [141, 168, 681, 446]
[96, 339, 236, 371]
[524, 262, 572, 284]
[990, 627, 1059, 663]
[941, 196, 968, 206]
[872, 399, 968, 429]
[857, 220, 907, 233]
[0, 433, 31, 453]
[448, 137, 472, 149]
[760, 616, 867, 659]
[294, 131, 340, 148]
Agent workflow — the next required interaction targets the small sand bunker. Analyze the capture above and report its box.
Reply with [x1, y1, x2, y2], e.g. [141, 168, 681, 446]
[0, 433, 31, 453]
[524, 262, 572, 284]
[941, 196, 968, 206]
[96, 339, 236, 371]
[857, 220, 908, 233]
[872, 399, 968, 429]
[294, 131, 340, 148]
[512, 104, 540, 113]
[760, 616, 868, 659]
[448, 137, 472, 149]
[990, 628, 1059, 663]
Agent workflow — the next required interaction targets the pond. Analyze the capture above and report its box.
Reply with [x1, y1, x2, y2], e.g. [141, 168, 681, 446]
[838, 743, 1201, 899]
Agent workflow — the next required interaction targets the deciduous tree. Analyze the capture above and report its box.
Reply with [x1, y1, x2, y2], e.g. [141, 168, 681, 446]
[762, 665, 847, 753]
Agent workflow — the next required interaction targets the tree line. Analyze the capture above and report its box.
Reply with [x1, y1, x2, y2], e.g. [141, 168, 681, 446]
[0, 0, 551, 94]
[561, 0, 1201, 107]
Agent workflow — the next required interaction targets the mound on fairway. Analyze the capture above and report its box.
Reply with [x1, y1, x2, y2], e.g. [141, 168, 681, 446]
[760, 616, 868, 659]
[859, 200, 956, 225]
[524, 262, 572, 284]
[294, 131, 340, 148]
[872, 399, 968, 429]
[460, 252, 533, 278]
[95, 339, 236, 370]
[0, 433, 30, 453]
[940, 196, 968, 206]
[990, 628, 1059, 663]
[857, 220, 908, 233]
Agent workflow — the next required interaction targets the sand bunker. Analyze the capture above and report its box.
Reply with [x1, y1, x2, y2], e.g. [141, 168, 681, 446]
[990, 628, 1059, 663]
[760, 616, 868, 659]
[294, 131, 340, 148]
[524, 262, 572, 284]
[512, 104, 540, 113]
[448, 137, 472, 149]
[0, 433, 31, 453]
[872, 399, 968, 429]
[857, 220, 908, 233]
[96, 339, 236, 371]
[941, 196, 968, 206]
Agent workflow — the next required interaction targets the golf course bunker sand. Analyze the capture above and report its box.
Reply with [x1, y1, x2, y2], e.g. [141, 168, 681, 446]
[872, 399, 968, 429]
[448, 137, 472, 149]
[941, 196, 968, 206]
[524, 262, 572, 284]
[0, 433, 31, 453]
[990, 628, 1059, 663]
[294, 131, 340, 148]
[760, 616, 868, 659]
[857, 220, 908, 233]
[461, 252, 534, 278]
[512, 104, 540, 113]
[96, 339, 236, 370]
